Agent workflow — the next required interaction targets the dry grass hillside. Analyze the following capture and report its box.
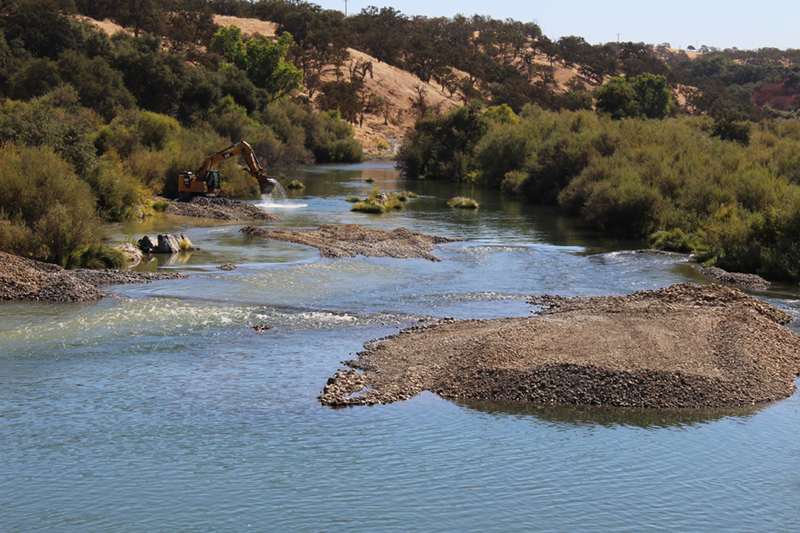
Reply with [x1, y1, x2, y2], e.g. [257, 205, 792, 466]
[214, 16, 463, 151]
[80, 15, 685, 150]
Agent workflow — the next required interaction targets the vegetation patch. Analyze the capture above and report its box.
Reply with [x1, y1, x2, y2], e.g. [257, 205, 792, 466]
[448, 196, 480, 209]
[350, 188, 413, 213]
[287, 180, 305, 190]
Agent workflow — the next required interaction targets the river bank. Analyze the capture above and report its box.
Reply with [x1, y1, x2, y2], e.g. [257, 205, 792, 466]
[0, 251, 187, 302]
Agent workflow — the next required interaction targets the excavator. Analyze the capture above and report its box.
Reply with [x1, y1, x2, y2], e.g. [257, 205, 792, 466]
[178, 140, 278, 201]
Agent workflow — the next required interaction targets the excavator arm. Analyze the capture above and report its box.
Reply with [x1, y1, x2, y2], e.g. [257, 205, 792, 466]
[179, 140, 278, 200]
[195, 141, 277, 194]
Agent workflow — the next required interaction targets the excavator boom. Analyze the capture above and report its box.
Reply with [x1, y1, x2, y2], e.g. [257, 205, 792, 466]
[178, 140, 278, 201]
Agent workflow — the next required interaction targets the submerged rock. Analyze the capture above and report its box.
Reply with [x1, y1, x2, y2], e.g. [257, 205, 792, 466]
[320, 284, 800, 409]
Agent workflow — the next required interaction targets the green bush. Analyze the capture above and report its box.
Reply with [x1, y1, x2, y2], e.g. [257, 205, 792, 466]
[287, 180, 305, 189]
[82, 159, 140, 221]
[70, 243, 126, 269]
[138, 111, 180, 150]
[0, 144, 101, 266]
[324, 138, 364, 163]
[152, 199, 170, 212]
[649, 229, 698, 253]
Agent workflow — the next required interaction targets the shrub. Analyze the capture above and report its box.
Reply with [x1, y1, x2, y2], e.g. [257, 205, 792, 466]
[152, 199, 170, 212]
[82, 159, 140, 221]
[324, 138, 364, 163]
[0, 144, 101, 266]
[501, 170, 526, 195]
[649, 228, 698, 253]
[448, 196, 479, 209]
[138, 111, 180, 150]
[287, 180, 305, 189]
[70, 243, 126, 269]
[377, 141, 389, 151]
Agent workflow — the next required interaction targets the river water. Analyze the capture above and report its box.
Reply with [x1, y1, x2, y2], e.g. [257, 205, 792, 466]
[2, 162, 800, 532]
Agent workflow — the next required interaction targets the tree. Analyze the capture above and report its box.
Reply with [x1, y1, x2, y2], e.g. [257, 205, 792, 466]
[210, 25, 247, 69]
[711, 108, 751, 145]
[350, 6, 407, 65]
[245, 32, 303, 102]
[595, 77, 639, 119]
[109, 0, 166, 38]
[630, 72, 672, 119]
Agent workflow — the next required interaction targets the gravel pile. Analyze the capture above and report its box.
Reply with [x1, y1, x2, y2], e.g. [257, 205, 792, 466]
[241, 224, 459, 261]
[164, 197, 280, 221]
[0, 252, 187, 302]
[320, 284, 800, 409]
[693, 265, 770, 290]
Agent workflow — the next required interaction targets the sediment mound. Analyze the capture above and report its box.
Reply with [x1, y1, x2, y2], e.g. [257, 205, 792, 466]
[0, 251, 187, 302]
[320, 284, 800, 409]
[693, 264, 770, 290]
[241, 224, 459, 261]
[165, 197, 280, 221]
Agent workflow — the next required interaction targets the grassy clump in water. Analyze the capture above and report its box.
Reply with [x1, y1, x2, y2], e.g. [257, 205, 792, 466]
[351, 201, 388, 213]
[350, 188, 411, 213]
[345, 196, 361, 203]
[287, 180, 305, 190]
[365, 177, 375, 183]
[448, 196, 479, 209]
[394, 191, 419, 202]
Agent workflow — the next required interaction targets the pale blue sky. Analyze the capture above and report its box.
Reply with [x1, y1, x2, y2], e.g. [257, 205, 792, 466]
[317, 0, 799, 51]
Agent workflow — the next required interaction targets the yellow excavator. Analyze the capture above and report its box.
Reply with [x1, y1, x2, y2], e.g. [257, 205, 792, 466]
[178, 140, 278, 201]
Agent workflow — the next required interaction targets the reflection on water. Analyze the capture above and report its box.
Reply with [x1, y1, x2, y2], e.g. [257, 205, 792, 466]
[455, 397, 764, 429]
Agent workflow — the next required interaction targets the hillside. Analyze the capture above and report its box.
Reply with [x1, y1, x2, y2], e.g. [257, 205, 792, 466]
[83, 15, 604, 151]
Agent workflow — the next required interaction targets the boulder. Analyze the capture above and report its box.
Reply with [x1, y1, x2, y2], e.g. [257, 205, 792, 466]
[117, 242, 143, 265]
[179, 234, 194, 251]
[138, 236, 157, 253]
[156, 234, 182, 253]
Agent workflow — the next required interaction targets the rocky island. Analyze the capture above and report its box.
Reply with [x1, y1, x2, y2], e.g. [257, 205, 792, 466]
[320, 284, 800, 409]
[241, 224, 459, 261]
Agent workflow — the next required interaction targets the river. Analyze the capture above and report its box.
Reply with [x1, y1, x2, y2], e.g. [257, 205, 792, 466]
[2, 162, 800, 532]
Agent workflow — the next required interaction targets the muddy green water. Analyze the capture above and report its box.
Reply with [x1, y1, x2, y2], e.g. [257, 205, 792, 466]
[2, 162, 800, 532]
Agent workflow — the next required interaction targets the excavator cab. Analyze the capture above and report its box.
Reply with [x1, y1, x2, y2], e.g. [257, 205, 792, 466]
[205, 170, 221, 193]
[179, 170, 221, 201]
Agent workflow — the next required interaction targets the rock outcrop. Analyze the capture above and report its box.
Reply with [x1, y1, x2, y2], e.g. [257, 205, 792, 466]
[138, 234, 194, 254]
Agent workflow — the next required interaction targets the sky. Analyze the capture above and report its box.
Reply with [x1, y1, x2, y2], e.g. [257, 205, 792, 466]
[315, 0, 800, 51]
